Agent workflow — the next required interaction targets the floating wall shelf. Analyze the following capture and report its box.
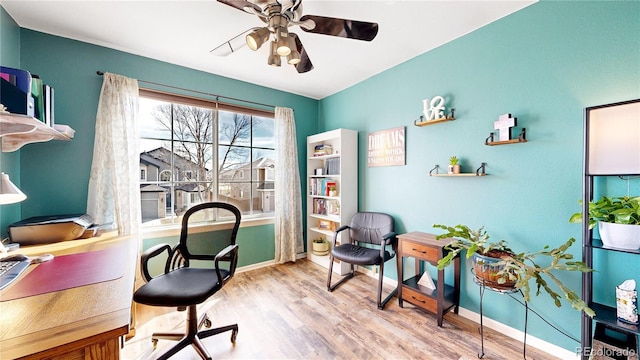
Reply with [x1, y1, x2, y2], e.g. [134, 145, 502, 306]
[414, 116, 455, 127]
[429, 163, 487, 177]
[0, 112, 73, 152]
[485, 128, 527, 146]
[414, 109, 456, 127]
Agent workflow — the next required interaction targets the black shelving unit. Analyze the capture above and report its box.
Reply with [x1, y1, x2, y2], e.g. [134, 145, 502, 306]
[581, 98, 640, 359]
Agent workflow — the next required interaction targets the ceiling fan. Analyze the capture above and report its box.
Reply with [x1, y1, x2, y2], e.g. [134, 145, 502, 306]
[211, 0, 379, 73]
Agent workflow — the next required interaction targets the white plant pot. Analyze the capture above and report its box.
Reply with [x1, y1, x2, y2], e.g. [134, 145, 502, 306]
[598, 221, 640, 250]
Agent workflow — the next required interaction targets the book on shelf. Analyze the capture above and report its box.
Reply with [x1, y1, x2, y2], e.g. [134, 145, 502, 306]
[1, 78, 35, 117]
[0, 66, 32, 94]
[42, 84, 55, 126]
[309, 178, 338, 197]
[326, 199, 340, 216]
[30, 75, 44, 122]
[313, 144, 333, 156]
[324, 157, 340, 175]
[313, 198, 326, 215]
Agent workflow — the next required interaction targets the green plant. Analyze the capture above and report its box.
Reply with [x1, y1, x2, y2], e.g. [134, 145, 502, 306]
[313, 238, 326, 243]
[569, 195, 640, 229]
[449, 156, 459, 165]
[433, 223, 595, 317]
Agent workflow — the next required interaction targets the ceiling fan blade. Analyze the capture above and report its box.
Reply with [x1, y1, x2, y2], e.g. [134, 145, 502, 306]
[291, 33, 313, 73]
[217, 0, 262, 14]
[299, 15, 378, 41]
[210, 28, 253, 56]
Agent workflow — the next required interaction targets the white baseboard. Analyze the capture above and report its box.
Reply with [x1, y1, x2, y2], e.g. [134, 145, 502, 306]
[236, 259, 275, 273]
[236, 252, 307, 274]
[457, 307, 578, 360]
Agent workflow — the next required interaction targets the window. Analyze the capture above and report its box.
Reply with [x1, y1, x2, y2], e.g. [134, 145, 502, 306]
[138, 89, 275, 226]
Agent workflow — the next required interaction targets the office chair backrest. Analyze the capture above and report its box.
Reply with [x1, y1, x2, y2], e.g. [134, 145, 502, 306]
[349, 212, 394, 245]
[175, 202, 241, 270]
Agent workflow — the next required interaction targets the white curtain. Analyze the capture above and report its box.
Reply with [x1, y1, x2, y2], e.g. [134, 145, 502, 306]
[86, 72, 141, 236]
[274, 107, 303, 263]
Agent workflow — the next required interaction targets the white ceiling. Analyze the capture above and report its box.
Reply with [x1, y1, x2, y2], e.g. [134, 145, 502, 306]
[1, 0, 536, 99]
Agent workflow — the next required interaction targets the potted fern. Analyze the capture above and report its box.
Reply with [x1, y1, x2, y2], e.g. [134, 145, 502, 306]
[569, 195, 640, 250]
[433, 223, 595, 316]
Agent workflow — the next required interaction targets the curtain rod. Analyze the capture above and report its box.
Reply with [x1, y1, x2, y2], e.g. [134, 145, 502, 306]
[96, 70, 276, 110]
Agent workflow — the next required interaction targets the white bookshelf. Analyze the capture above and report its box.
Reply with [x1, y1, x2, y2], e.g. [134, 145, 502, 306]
[306, 128, 357, 275]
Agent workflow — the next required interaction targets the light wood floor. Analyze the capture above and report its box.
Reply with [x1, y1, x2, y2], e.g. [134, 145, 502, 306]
[122, 259, 558, 360]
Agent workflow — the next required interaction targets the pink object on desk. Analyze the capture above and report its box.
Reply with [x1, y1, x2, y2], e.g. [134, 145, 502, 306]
[1, 244, 126, 301]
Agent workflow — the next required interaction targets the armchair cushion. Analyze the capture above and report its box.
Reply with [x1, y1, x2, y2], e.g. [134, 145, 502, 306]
[331, 243, 393, 266]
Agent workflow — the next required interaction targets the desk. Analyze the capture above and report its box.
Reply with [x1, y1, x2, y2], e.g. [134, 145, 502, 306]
[0, 232, 137, 359]
[396, 232, 460, 327]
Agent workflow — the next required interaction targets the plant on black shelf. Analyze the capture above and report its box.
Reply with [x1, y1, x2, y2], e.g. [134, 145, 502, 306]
[569, 195, 640, 228]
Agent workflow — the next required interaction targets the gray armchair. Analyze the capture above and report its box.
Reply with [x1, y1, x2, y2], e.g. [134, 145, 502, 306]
[327, 212, 398, 309]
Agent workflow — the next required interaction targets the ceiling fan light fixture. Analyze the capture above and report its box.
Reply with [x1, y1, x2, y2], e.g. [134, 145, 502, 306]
[275, 28, 291, 56]
[287, 49, 300, 65]
[246, 27, 270, 51]
[268, 41, 281, 67]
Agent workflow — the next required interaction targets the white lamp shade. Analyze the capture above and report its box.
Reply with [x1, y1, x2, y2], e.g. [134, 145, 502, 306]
[0, 172, 27, 205]
[588, 101, 640, 174]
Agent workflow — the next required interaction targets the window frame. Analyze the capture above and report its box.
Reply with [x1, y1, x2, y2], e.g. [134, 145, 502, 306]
[138, 88, 276, 229]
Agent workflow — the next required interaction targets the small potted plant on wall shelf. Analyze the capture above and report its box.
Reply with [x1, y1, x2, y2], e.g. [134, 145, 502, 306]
[448, 156, 460, 174]
[569, 195, 640, 250]
[433, 223, 595, 316]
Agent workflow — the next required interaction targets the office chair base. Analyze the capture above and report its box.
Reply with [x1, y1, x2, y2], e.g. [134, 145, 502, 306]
[151, 305, 238, 360]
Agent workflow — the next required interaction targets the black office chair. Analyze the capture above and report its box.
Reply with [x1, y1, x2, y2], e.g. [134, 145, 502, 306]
[133, 202, 241, 360]
[327, 212, 398, 309]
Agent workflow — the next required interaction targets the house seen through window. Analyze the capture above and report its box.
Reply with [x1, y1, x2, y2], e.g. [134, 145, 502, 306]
[138, 90, 275, 226]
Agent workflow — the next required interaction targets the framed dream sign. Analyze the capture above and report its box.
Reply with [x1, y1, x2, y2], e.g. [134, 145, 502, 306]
[367, 126, 406, 167]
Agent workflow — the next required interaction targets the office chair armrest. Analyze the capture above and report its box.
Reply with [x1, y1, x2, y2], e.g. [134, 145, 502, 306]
[215, 244, 239, 282]
[332, 225, 350, 246]
[140, 243, 173, 283]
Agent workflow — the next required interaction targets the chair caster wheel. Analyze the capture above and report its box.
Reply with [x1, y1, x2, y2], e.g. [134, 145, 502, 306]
[231, 328, 238, 343]
[152, 338, 158, 349]
[203, 319, 212, 328]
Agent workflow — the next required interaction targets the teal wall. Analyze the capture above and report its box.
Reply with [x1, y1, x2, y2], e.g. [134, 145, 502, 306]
[319, 1, 639, 352]
[0, 6, 21, 237]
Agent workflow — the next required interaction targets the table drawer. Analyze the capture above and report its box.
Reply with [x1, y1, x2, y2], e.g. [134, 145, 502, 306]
[402, 285, 437, 313]
[402, 241, 438, 261]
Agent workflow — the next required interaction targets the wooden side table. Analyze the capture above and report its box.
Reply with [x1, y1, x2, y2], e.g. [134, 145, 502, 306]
[397, 231, 460, 326]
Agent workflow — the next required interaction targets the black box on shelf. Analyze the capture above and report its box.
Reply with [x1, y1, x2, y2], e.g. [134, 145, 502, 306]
[590, 322, 638, 360]
[1, 78, 35, 117]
